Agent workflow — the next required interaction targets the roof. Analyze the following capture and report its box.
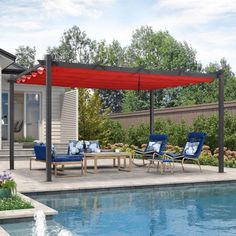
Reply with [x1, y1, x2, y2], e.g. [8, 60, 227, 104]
[2, 63, 25, 75]
[0, 48, 16, 70]
[16, 60, 216, 90]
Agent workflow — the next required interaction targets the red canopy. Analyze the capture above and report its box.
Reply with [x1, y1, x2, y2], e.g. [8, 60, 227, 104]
[16, 61, 215, 90]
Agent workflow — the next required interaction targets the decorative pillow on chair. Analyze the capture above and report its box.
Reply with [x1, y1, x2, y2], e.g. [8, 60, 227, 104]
[87, 140, 100, 153]
[184, 142, 200, 155]
[68, 140, 80, 155]
[51, 144, 56, 157]
[146, 141, 162, 152]
[76, 141, 84, 152]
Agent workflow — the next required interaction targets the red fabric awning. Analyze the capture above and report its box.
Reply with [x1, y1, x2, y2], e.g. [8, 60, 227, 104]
[16, 61, 215, 90]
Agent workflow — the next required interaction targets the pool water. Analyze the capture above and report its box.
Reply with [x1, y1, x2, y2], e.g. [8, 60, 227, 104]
[2, 184, 236, 236]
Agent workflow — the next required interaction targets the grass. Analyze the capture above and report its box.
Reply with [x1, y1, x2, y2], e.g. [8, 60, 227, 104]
[0, 195, 33, 211]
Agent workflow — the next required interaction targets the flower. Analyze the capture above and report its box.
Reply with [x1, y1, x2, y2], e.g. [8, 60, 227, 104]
[0, 171, 17, 194]
[0, 171, 12, 182]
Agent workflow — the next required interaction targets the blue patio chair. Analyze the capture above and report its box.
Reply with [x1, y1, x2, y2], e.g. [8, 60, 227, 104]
[165, 132, 206, 172]
[31, 143, 84, 177]
[133, 134, 168, 167]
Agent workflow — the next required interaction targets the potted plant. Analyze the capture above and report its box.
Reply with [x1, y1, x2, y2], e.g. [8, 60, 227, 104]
[0, 171, 17, 198]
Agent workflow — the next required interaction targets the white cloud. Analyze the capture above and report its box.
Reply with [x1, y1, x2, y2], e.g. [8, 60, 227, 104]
[151, 0, 236, 31]
[42, 0, 115, 18]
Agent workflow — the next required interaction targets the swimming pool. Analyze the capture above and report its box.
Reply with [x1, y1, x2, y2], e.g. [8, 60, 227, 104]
[2, 183, 236, 235]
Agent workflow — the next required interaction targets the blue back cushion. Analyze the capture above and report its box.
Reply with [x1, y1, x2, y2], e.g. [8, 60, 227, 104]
[34, 144, 46, 160]
[34, 144, 55, 160]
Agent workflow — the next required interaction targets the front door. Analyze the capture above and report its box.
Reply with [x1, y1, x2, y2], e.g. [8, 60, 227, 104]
[25, 93, 41, 140]
[1, 92, 8, 140]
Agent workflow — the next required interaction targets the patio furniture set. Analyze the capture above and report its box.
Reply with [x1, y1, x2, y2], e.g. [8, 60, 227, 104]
[30, 132, 206, 177]
[31, 140, 132, 177]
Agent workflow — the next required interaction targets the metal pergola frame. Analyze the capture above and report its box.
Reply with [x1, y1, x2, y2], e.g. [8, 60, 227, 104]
[9, 55, 224, 181]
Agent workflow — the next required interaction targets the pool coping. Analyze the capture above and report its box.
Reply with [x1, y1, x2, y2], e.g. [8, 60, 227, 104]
[24, 178, 236, 196]
[0, 193, 58, 224]
[0, 226, 10, 236]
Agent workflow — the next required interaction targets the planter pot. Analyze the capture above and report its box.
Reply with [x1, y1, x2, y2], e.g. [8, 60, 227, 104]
[0, 188, 11, 198]
[23, 142, 34, 148]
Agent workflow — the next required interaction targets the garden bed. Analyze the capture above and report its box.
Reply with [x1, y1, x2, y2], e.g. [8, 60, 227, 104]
[0, 195, 33, 211]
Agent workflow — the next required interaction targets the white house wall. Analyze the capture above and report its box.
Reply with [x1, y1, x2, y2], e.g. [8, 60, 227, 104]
[1, 76, 66, 143]
[61, 89, 78, 142]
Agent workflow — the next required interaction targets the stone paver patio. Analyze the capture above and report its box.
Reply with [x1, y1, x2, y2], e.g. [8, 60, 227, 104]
[1, 158, 236, 193]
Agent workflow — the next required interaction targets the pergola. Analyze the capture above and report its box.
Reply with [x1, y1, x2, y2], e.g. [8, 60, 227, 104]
[12, 55, 224, 181]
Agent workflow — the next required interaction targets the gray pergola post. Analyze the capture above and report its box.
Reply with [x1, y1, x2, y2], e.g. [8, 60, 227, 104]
[150, 90, 154, 134]
[46, 54, 52, 181]
[9, 77, 15, 170]
[218, 70, 224, 173]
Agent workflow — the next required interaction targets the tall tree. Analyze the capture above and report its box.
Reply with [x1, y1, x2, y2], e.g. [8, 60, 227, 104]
[47, 26, 94, 63]
[78, 89, 111, 144]
[15, 46, 36, 68]
[123, 26, 200, 111]
[92, 40, 126, 113]
[178, 58, 236, 105]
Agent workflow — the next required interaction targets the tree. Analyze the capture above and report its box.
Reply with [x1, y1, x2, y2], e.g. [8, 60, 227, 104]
[47, 26, 94, 63]
[178, 58, 236, 105]
[78, 89, 111, 144]
[91, 40, 126, 113]
[15, 46, 36, 68]
[123, 26, 200, 111]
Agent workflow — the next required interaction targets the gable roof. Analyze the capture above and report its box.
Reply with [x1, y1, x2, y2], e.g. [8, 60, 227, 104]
[0, 48, 16, 70]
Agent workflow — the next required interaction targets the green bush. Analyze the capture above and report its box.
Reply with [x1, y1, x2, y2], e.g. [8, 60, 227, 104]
[103, 112, 236, 153]
[193, 112, 236, 151]
[0, 195, 33, 211]
[126, 123, 150, 146]
[104, 120, 126, 144]
[126, 119, 190, 147]
[155, 119, 190, 147]
[199, 155, 218, 166]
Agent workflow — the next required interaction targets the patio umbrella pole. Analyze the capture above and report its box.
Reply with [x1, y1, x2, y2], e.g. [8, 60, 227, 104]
[218, 70, 224, 173]
[150, 90, 154, 134]
[46, 54, 52, 181]
[9, 77, 15, 170]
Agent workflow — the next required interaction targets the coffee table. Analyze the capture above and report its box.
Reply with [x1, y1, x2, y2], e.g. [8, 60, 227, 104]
[84, 152, 132, 174]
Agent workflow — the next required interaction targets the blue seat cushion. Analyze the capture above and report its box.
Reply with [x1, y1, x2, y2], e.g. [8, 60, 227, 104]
[53, 155, 83, 162]
[166, 153, 183, 158]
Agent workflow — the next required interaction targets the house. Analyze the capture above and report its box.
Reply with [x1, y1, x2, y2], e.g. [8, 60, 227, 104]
[0, 48, 78, 150]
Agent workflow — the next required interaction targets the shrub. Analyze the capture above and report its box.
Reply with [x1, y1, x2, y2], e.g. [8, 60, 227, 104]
[193, 112, 236, 151]
[103, 120, 126, 144]
[126, 119, 190, 147]
[155, 119, 190, 147]
[0, 195, 33, 211]
[126, 123, 150, 146]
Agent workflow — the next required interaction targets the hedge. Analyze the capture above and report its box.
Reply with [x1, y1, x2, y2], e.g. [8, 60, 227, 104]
[107, 112, 236, 151]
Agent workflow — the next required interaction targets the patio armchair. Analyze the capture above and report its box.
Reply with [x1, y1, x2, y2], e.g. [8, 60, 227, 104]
[165, 132, 206, 172]
[31, 143, 84, 177]
[133, 134, 168, 167]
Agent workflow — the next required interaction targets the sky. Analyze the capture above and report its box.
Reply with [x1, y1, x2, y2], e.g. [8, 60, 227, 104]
[1, 0, 236, 72]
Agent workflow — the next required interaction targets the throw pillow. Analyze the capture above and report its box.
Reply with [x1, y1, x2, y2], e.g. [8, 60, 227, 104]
[146, 141, 162, 152]
[87, 140, 100, 153]
[68, 140, 79, 155]
[184, 142, 199, 155]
